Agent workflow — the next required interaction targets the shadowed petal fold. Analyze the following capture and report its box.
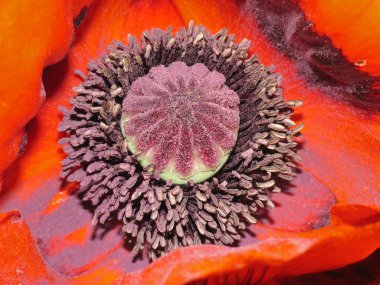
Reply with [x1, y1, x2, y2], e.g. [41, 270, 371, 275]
[0, 0, 95, 186]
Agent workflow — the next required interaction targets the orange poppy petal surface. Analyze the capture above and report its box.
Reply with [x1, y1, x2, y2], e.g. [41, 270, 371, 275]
[0, 211, 55, 284]
[119, 204, 380, 285]
[0, 0, 94, 187]
[274, 249, 380, 285]
[300, 0, 380, 76]
[1, 205, 379, 284]
[1, 0, 380, 284]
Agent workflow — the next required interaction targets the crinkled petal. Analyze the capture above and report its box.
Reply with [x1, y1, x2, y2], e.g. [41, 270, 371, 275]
[118, 204, 380, 284]
[272, 249, 380, 285]
[0, 0, 95, 186]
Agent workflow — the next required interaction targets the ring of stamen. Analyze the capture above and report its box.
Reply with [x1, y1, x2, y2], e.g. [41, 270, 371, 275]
[59, 21, 302, 261]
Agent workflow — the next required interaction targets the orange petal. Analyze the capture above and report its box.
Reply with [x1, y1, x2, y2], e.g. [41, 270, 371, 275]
[273, 250, 380, 285]
[118, 204, 380, 284]
[0, 0, 94, 187]
[1, 0, 380, 284]
[0, 211, 55, 283]
[300, 0, 380, 76]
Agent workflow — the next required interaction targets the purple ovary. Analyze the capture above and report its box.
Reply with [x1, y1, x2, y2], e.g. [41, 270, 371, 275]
[122, 61, 240, 177]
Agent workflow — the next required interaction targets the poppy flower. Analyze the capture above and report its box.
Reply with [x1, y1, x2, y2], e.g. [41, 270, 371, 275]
[0, 0, 380, 284]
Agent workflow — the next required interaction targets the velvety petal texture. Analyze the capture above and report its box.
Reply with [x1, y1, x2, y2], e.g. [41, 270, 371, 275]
[273, 249, 380, 285]
[0, 0, 379, 284]
[0, 0, 93, 186]
[0, 211, 55, 284]
[300, 0, 380, 76]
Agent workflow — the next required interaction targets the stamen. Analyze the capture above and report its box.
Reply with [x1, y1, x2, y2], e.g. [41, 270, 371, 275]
[59, 22, 302, 261]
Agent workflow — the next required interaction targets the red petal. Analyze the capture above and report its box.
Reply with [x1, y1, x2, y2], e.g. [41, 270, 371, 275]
[300, 0, 380, 76]
[273, 250, 380, 285]
[0, 211, 55, 283]
[118, 204, 380, 284]
[0, 0, 94, 186]
[1, 0, 380, 283]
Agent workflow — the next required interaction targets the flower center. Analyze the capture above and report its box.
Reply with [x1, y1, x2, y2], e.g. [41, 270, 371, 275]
[121, 61, 240, 184]
[60, 22, 303, 260]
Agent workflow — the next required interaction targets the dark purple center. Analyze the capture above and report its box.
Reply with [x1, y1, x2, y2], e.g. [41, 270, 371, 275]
[121, 61, 240, 183]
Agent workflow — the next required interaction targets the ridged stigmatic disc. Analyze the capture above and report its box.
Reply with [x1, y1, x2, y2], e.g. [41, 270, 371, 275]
[121, 62, 240, 184]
